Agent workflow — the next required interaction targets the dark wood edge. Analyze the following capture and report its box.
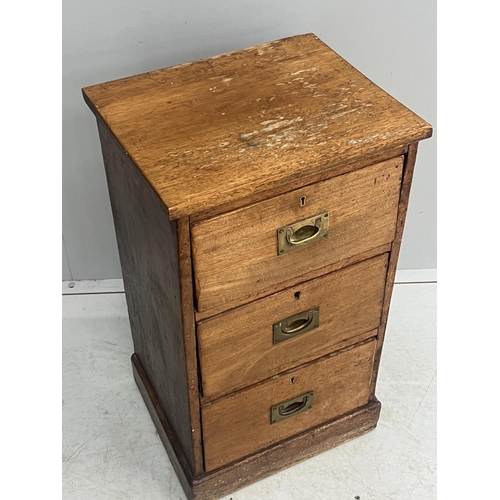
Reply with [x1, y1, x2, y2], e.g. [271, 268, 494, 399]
[177, 217, 205, 475]
[132, 353, 195, 498]
[133, 351, 380, 499]
[370, 142, 419, 397]
[90, 113, 179, 224]
[190, 146, 408, 224]
[81, 89, 99, 120]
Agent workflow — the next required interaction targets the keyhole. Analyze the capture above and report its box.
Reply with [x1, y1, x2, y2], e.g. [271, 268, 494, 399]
[294, 291, 301, 300]
[290, 377, 296, 384]
[300, 195, 306, 207]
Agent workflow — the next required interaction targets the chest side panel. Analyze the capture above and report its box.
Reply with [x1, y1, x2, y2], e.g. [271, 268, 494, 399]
[97, 120, 195, 470]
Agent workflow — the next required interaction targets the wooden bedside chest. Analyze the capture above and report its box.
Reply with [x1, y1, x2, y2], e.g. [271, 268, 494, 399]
[83, 33, 432, 499]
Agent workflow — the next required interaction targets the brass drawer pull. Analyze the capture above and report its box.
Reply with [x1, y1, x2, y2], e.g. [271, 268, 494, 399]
[273, 307, 320, 344]
[271, 391, 314, 424]
[287, 224, 319, 245]
[277, 212, 329, 255]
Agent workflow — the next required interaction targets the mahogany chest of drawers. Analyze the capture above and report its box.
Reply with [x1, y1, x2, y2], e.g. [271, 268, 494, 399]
[83, 33, 432, 499]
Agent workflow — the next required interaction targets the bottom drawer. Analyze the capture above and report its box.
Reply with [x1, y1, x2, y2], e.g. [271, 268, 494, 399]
[202, 338, 376, 471]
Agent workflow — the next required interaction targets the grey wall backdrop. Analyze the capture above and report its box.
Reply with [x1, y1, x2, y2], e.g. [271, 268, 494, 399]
[62, 0, 436, 281]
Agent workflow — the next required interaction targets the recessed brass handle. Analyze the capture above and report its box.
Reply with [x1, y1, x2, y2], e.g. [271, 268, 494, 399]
[286, 223, 320, 245]
[281, 315, 313, 334]
[273, 307, 320, 344]
[279, 398, 307, 415]
[271, 391, 314, 424]
[277, 212, 329, 255]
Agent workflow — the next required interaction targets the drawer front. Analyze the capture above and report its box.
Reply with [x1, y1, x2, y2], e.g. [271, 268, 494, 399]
[198, 253, 388, 399]
[191, 157, 403, 313]
[202, 339, 376, 471]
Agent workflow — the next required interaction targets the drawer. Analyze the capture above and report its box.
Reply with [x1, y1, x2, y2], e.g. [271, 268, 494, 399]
[202, 338, 376, 471]
[191, 157, 403, 313]
[198, 253, 388, 400]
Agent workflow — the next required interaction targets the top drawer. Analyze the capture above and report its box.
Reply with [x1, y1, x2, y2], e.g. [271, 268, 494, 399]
[191, 157, 403, 313]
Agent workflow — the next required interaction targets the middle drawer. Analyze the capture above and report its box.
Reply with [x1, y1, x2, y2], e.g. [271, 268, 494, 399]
[198, 253, 388, 400]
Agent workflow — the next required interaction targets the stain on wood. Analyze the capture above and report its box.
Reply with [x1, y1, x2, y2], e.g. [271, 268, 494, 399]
[83, 34, 431, 220]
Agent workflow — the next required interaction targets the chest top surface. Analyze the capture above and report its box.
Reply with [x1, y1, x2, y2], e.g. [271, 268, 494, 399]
[83, 33, 432, 220]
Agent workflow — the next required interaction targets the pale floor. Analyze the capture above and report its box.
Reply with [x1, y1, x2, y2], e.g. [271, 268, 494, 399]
[62, 283, 436, 500]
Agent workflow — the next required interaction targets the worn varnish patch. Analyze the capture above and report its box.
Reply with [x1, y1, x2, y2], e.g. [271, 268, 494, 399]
[83, 33, 432, 220]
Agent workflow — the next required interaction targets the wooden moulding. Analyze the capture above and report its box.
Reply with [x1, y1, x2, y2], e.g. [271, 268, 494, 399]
[370, 142, 419, 397]
[132, 353, 381, 500]
[177, 217, 205, 475]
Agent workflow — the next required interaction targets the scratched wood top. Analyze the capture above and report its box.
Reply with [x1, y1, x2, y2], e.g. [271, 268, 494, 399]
[83, 33, 432, 220]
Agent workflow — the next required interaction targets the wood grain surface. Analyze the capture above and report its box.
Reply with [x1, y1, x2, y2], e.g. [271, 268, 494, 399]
[201, 339, 376, 471]
[133, 349, 380, 499]
[194, 242, 392, 322]
[189, 145, 408, 222]
[198, 254, 387, 399]
[176, 217, 204, 475]
[97, 119, 196, 471]
[83, 33, 432, 220]
[192, 157, 402, 313]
